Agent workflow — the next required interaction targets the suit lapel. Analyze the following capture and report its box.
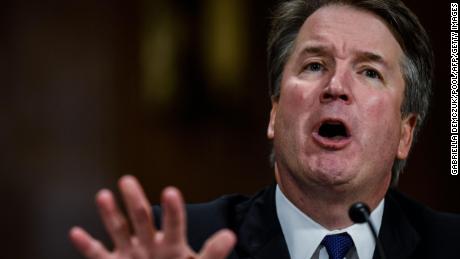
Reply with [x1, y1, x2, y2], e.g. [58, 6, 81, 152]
[233, 184, 291, 259]
[231, 185, 421, 259]
[373, 189, 420, 259]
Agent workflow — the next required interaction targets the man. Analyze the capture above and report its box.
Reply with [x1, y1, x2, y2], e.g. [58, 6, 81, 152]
[70, 0, 460, 258]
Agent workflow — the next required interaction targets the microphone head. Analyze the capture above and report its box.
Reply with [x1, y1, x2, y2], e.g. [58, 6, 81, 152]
[349, 202, 371, 223]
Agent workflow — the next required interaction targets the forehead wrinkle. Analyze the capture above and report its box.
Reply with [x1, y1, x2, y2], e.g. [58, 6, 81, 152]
[298, 5, 404, 61]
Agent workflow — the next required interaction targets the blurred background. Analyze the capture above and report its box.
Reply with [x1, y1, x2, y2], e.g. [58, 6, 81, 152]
[0, 0, 457, 258]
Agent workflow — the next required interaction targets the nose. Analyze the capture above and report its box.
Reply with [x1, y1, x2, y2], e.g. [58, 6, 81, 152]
[320, 68, 352, 104]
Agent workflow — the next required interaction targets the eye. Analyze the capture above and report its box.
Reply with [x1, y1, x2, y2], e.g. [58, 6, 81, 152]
[305, 62, 324, 72]
[363, 68, 382, 80]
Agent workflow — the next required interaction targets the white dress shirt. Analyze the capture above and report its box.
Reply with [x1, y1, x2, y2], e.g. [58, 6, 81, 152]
[275, 185, 384, 259]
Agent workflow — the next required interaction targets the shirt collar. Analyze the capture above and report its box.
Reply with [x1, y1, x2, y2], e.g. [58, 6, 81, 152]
[275, 185, 384, 259]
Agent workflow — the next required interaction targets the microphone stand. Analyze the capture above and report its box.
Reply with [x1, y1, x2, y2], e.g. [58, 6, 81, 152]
[349, 202, 387, 259]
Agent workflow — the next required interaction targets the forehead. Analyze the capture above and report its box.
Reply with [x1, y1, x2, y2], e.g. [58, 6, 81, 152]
[292, 4, 403, 62]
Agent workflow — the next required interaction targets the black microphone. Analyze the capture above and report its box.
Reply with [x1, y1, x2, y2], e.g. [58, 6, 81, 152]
[349, 202, 386, 259]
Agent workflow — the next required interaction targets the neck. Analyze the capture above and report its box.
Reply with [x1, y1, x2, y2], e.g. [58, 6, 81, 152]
[275, 164, 389, 230]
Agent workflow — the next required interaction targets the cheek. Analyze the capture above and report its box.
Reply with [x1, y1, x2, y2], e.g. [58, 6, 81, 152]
[361, 89, 401, 121]
[279, 80, 318, 118]
[360, 94, 402, 146]
[274, 81, 318, 148]
[364, 96, 387, 118]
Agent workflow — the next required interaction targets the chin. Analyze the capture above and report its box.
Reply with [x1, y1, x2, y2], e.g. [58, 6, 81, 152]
[280, 152, 358, 186]
[313, 169, 355, 186]
[304, 159, 357, 187]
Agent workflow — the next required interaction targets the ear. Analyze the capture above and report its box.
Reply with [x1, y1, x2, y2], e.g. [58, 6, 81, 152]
[396, 113, 417, 160]
[267, 99, 278, 140]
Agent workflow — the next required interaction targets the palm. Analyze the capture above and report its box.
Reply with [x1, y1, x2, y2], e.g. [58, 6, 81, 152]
[69, 176, 235, 259]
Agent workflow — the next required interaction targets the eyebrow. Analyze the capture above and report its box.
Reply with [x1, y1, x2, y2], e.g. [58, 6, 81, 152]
[296, 44, 390, 69]
[354, 51, 389, 69]
[297, 44, 332, 57]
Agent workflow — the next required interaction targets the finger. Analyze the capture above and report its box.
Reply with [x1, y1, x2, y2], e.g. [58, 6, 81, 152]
[119, 175, 155, 246]
[199, 229, 236, 259]
[69, 226, 111, 259]
[95, 189, 131, 250]
[162, 186, 187, 244]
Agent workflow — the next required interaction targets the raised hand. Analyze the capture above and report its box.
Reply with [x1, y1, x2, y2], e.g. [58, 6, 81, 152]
[69, 175, 236, 259]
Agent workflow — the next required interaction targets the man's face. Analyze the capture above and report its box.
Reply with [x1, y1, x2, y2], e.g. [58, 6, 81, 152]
[268, 5, 417, 192]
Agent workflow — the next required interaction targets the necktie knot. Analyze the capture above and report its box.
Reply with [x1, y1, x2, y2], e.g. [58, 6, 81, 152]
[321, 232, 354, 259]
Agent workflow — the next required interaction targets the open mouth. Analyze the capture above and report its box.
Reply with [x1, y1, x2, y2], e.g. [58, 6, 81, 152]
[312, 119, 352, 149]
[318, 121, 350, 139]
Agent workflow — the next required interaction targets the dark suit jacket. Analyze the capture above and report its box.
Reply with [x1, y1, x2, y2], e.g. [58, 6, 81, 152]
[154, 185, 460, 258]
